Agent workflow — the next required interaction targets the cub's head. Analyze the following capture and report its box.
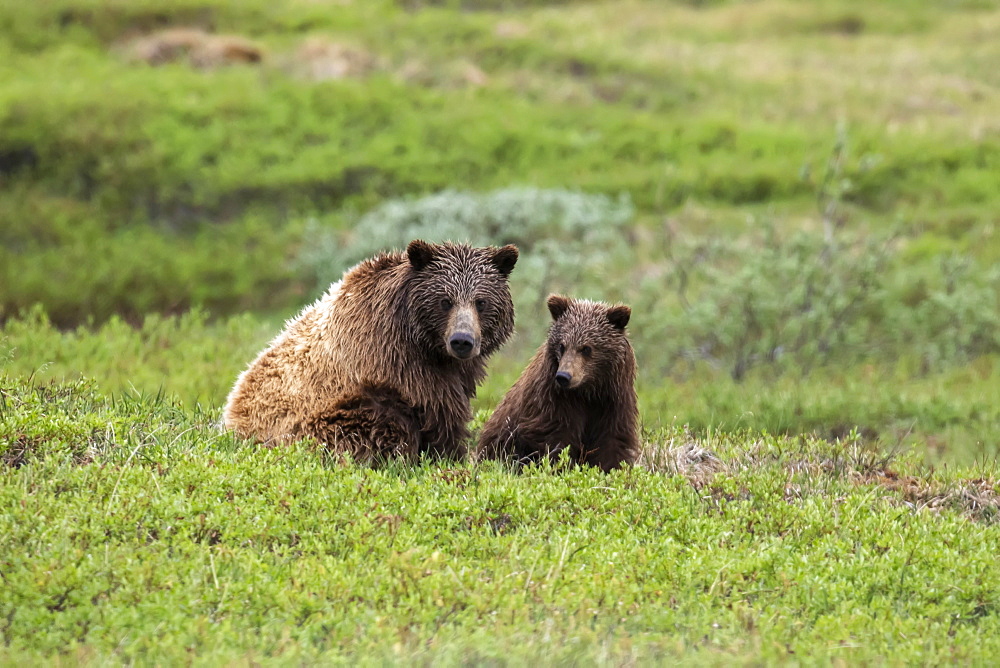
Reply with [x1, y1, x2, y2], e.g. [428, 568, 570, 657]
[405, 239, 519, 362]
[545, 294, 632, 391]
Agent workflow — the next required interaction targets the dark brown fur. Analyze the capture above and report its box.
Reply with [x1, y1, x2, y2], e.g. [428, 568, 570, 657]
[477, 295, 639, 472]
[223, 240, 518, 462]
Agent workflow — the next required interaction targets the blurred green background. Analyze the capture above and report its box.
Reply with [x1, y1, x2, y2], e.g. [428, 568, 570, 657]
[2, 0, 998, 462]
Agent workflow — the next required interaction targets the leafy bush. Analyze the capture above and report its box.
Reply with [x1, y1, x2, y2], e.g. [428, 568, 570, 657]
[320, 187, 632, 263]
[646, 225, 1000, 379]
[892, 255, 1000, 368]
[644, 226, 894, 379]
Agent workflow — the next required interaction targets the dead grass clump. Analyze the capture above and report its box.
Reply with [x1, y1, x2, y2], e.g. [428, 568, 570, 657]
[862, 469, 1000, 524]
[638, 431, 725, 481]
[640, 430, 1000, 523]
[494, 20, 530, 40]
[125, 28, 264, 69]
[293, 38, 379, 81]
[288, 37, 489, 88]
[396, 58, 490, 89]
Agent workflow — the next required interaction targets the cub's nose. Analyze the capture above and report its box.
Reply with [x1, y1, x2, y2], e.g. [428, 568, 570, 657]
[555, 371, 572, 388]
[449, 333, 476, 358]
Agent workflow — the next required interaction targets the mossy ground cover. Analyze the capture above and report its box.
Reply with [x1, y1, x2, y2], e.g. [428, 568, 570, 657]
[2, 375, 999, 664]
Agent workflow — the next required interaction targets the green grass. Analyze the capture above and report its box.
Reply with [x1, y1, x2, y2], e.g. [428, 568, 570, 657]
[0, 308, 273, 406]
[2, 0, 999, 321]
[3, 305, 998, 466]
[2, 375, 999, 664]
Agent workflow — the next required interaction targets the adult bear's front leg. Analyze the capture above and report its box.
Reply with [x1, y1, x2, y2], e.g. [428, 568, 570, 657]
[417, 407, 470, 462]
[304, 391, 422, 464]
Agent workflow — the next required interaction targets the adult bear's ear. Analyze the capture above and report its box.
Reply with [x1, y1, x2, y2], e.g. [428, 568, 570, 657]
[547, 294, 571, 321]
[607, 304, 631, 330]
[407, 239, 436, 271]
[491, 244, 519, 278]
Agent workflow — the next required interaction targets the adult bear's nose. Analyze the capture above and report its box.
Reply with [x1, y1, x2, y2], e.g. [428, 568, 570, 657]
[555, 371, 571, 388]
[449, 333, 476, 358]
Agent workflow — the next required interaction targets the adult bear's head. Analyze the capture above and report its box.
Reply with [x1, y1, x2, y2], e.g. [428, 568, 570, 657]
[405, 240, 519, 362]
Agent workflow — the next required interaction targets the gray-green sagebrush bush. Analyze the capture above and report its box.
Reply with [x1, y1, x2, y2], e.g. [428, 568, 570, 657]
[298, 188, 1000, 378]
[297, 187, 634, 276]
[296, 187, 637, 346]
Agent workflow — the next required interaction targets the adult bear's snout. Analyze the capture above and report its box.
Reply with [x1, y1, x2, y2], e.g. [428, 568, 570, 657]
[449, 332, 476, 359]
[445, 304, 482, 360]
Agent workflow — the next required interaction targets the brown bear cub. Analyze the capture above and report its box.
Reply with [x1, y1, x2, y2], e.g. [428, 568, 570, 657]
[477, 295, 639, 471]
[223, 240, 518, 463]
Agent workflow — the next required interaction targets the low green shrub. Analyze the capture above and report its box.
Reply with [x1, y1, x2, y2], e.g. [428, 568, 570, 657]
[654, 228, 1000, 379]
[650, 227, 894, 380]
[890, 255, 1000, 368]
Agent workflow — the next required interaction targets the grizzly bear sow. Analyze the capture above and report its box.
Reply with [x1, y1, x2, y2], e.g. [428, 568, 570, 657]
[477, 295, 639, 471]
[223, 240, 518, 462]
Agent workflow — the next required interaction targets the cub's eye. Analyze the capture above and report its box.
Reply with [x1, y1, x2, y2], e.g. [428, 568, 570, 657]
[475, 298, 487, 313]
[580, 346, 593, 357]
[558, 344, 566, 356]
[440, 298, 453, 311]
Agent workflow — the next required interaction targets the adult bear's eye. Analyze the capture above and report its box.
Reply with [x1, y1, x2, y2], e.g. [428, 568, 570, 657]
[440, 298, 453, 311]
[475, 298, 487, 313]
[558, 344, 565, 356]
[580, 346, 593, 357]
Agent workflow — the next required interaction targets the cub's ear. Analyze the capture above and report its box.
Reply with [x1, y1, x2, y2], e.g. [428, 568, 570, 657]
[491, 244, 519, 278]
[407, 239, 436, 271]
[547, 294, 572, 321]
[607, 304, 631, 330]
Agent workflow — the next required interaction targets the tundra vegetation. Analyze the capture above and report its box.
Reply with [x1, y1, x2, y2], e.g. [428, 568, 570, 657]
[1, 0, 999, 663]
